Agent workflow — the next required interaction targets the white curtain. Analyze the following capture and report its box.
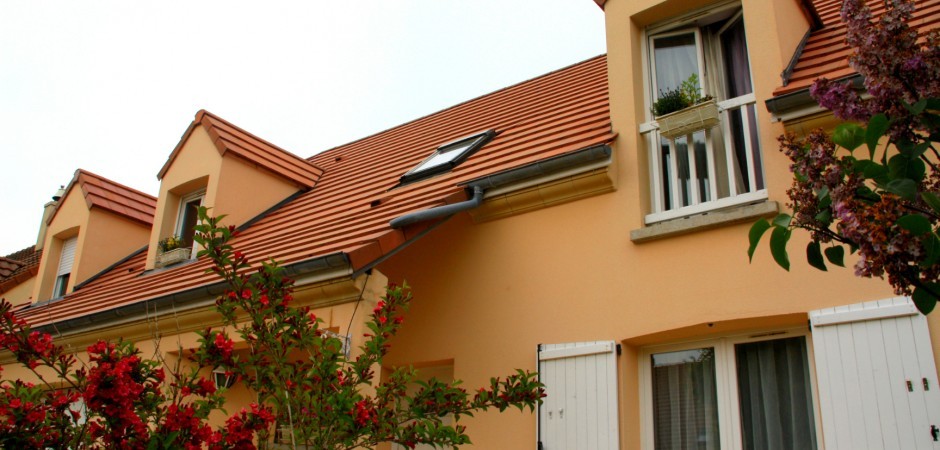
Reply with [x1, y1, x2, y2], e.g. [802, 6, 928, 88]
[652, 348, 720, 450]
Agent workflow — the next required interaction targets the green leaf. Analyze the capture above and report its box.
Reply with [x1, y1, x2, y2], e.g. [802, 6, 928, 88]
[887, 154, 926, 182]
[832, 122, 866, 151]
[815, 208, 832, 224]
[898, 214, 932, 235]
[817, 186, 831, 209]
[824, 246, 845, 267]
[884, 179, 917, 200]
[922, 233, 940, 268]
[806, 242, 827, 272]
[772, 213, 792, 228]
[923, 192, 940, 215]
[912, 283, 939, 314]
[747, 219, 771, 262]
[857, 185, 882, 203]
[866, 113, 889, 157]
[769, 227, 791, 271]
[905, 99, 928, 115]
[925, 98, 940, 111]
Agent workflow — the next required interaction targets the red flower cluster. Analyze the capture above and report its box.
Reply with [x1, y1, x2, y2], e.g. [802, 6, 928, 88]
[209, 403, 275, 450]
[83, 341, 165, 448]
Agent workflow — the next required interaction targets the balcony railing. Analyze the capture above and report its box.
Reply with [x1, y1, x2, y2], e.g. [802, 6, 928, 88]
[639, 92, 766, 224]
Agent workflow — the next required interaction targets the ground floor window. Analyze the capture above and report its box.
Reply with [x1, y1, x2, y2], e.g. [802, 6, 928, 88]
[641, 331, 819, 450]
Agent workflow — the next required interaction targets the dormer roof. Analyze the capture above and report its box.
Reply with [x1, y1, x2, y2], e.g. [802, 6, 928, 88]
[47, 169, 157, 226]
[775, 0, 940, 96]
[17, 55, 613, 328]
[158, 110, 324, 189]
[0, 246, 42, 295]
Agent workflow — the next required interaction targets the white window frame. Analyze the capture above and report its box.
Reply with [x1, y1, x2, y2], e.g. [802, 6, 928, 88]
[638, 328, 824, 450]
[174, 190, 205, 259]
[639, 2, 767, 225]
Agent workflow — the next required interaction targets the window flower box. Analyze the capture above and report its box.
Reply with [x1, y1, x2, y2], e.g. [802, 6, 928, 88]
[156, 247, 191, 268]
[656, 99, 720, 138]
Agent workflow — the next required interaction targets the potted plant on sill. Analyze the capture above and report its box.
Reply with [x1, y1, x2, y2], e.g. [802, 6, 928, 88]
[652, 73, 719, 138]
[155, 235, 191, 268]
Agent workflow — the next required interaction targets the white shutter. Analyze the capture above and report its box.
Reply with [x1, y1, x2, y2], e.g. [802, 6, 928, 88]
[57, 237, 77, 276]
[810, 297, 940, 449]
[538, 341, 619, 450]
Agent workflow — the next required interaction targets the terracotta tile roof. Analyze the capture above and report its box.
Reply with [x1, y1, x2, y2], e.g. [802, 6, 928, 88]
[158, 110, 325, 189]
[0, 246, 42, 295]
[48, 170, 158, 226]
[776, 0, 940, 96]
[18, 55, 613, 328]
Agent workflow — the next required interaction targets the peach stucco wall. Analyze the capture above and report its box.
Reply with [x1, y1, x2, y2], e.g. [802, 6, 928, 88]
[2, 277, 35, 305]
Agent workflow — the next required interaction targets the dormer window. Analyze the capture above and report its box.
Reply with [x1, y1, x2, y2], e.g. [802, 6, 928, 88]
[52, 236, 77, 298]
[176, 190, 205, 258]
[400, 130, 495, 184]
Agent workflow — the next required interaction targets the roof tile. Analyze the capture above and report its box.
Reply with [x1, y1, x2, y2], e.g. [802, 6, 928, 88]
[158, 111, 325, 189]
[776, 0, 940, 96]
[47, 170, 157, 226]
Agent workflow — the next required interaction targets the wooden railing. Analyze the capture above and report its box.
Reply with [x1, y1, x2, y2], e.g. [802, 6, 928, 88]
[639, 92, 766, 224]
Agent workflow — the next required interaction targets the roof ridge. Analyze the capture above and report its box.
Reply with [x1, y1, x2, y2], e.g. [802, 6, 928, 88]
[309, 54, 608, 161]
[76, 169, 157, 203]
[197, 110, 321, 169]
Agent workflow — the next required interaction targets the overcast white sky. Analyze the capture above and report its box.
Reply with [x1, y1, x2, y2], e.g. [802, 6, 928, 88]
[0, 1, 606, 256]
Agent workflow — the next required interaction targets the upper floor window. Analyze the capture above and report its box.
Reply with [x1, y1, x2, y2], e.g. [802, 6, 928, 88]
[641, 6, 766, 225]
[52, 236, 77, 298]
[176, 191, 204, 258]
[400, 130, 494, 184]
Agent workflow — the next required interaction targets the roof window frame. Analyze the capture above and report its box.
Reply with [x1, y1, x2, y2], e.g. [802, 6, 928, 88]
[399, 130, 496, 184]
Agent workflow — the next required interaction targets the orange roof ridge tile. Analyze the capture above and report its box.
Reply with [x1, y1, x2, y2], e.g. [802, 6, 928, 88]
[46, 169, 157, 227]
[158, 110, 324, 189]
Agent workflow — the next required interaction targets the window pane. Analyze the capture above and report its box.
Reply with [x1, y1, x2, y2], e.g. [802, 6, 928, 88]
[652, 348, 721, 450]
[653, 33, 699, 94]
[412, 142, 472, 172]
[735, 337, 817, 450]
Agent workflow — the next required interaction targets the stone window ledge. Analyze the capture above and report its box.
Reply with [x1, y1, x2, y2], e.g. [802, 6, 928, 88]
[631, 201, 779, 243]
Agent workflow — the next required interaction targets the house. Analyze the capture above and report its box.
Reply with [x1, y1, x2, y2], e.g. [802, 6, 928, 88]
[3, 0, 940, 449]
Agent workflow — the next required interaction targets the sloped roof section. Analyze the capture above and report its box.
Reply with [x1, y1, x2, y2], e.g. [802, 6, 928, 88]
[776, 0, 940, 96]
[48, 170, 157, 226]
[17, 55, 613, 328]
[0, 246, 42, 295]
[158, 110, 325, 189]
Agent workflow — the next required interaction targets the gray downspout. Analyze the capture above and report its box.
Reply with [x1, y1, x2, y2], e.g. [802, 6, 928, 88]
[389, 186, 485, 229]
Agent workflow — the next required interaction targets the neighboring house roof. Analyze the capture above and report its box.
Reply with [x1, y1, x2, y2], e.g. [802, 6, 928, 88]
[157, 110, 325, 189]
[776, 0, 940, 96]
[17, 55, 613, 328]
[47, 169, 158, 226]
[0, 246, 42, 296]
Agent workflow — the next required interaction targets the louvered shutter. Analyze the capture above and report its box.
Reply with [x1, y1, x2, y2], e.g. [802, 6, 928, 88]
[538, 341, 620, 450]
[57, 237, 77, 276]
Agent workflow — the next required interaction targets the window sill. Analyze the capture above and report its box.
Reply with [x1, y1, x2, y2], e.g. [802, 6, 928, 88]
[630, 200, 778, 243]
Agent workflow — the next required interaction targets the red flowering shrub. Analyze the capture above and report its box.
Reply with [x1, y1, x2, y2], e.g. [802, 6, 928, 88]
[750, 0, 940, 313]
[0, 208, 543, 448]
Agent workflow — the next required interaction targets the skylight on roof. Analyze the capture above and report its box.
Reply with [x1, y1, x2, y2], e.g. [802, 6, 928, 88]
[400, 130, 495, 184]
